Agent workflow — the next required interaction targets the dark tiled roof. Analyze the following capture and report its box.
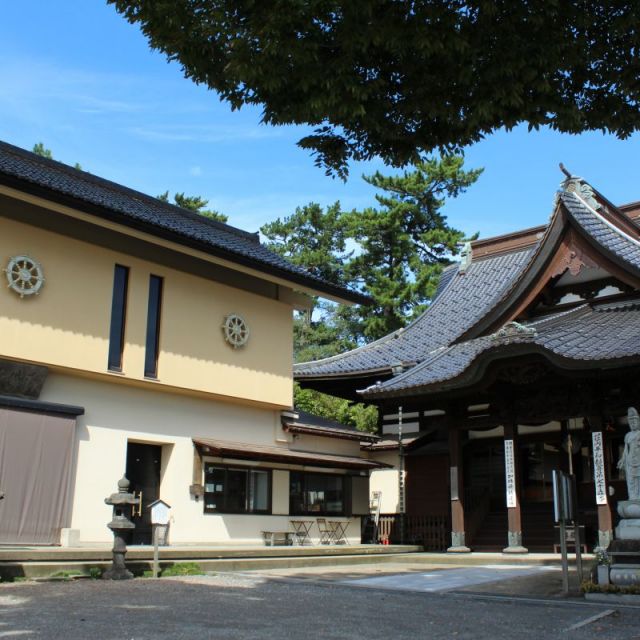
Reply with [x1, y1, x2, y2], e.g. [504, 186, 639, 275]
[363, 298, 640, 398]
[0, 141, 368, 304]
[561, 191, 640, 273]
[296, 177, 640, 383]
[294, 247, 535, 378]
[283, 409, 379, 442]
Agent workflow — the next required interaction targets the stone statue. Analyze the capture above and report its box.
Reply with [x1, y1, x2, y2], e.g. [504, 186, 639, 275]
[618, 407, 640, 500]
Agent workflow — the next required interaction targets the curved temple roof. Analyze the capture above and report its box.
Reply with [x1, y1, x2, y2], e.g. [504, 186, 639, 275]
[295, 174, 640, 396]
[363, 298, 640, 399]
[294, 247, 535, 379]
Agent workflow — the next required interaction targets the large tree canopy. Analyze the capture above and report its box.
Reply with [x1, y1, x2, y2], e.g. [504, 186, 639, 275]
[110, 1, 640, 176]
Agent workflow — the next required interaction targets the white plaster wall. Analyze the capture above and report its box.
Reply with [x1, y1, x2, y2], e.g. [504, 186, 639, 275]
[368, 450, 401, 514]
[290, 433, 361, 456]
[369, 469, 401, 514]
[272, 470, 290, 515]
[39, 373, 362, 544]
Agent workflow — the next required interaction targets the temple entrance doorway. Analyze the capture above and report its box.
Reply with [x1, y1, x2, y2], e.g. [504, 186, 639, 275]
[125, 442, 162, 545]
[466, 433, 570, 552]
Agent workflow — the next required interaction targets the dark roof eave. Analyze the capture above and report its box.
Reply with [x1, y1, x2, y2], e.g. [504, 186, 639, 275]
[361, 346, 640, 401]
[282, 421, 380, 443]
[0, 172, 371, 306]
[294, 365, 394, 381]
[0, 394, 84, 416]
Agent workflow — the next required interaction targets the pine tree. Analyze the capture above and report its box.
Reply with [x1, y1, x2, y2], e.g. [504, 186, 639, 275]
[156, 191, 228, 222]
[346, 156, 481, 340]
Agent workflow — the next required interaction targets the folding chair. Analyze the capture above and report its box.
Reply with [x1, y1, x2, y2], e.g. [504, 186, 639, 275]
[316, 518, 334, 544]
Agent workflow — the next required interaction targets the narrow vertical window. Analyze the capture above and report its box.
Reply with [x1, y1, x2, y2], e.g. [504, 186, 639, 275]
[108, 265, 129, 371]
[144, 275, 163, 378]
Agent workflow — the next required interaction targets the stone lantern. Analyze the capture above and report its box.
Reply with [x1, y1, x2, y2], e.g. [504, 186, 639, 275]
[103, 476, 140, 580]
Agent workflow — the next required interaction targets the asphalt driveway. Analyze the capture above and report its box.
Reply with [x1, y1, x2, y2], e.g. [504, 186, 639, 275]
[0, 572, 636, 639]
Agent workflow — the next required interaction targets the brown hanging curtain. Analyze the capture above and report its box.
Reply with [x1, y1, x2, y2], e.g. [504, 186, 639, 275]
[0, 407, 77, 545]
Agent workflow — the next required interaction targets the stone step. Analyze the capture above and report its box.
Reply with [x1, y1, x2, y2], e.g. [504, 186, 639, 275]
[0, 550, 584, 580]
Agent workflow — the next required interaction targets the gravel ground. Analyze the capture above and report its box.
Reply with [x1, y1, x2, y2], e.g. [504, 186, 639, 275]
[0, 572, 637, 639]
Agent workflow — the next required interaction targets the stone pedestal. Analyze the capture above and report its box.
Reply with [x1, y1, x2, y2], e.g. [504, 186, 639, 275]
[616, 500, 640, 540]
[447, 531, 470, 553]
[609, 565, 640, 586]
[608, 537, 640, 587]
[503, 531, 528, 554]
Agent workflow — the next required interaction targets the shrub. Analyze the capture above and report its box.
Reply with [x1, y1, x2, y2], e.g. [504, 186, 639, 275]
[581, 580, 640, 595]
[88, 567, 103, 580]
[160, 562, 203, 577]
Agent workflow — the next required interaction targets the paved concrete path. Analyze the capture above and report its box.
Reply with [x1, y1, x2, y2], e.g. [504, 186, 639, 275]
[342, 564, 559, 593]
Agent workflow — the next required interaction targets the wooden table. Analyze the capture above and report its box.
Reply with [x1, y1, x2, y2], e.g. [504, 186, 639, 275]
[328, 520, 349, 544]
[290, 520, 314, 545]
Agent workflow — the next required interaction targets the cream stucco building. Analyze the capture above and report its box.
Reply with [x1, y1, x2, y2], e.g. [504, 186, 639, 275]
[0, 141, 379, 547]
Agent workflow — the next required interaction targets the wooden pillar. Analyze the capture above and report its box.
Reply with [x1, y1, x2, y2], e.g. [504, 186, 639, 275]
[447, 423, 470, 552]
[189, 444, 204, 500]
[503, 422, 528, 554]
[589, 416, 613, 548]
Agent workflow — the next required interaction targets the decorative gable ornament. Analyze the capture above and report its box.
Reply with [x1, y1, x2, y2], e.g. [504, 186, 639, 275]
[4, 255, 45, 298]
[562, 178, 602, 211]
[222, 313, 249, 349]
[491, 321, 537, 345]
[458, 241, 473, 274]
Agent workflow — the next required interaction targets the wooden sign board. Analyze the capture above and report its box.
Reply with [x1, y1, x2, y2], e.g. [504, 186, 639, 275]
[504, 439, 517, 508]
[148, 499, 171, 525]
[591, 432, 608, 506]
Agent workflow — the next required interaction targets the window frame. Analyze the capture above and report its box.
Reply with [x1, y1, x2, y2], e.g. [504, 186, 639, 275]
[107, 264, 130, 372]
[144, 274, 163, 379]
[203, 464, 272, 515]
[289, 471, 347, 517]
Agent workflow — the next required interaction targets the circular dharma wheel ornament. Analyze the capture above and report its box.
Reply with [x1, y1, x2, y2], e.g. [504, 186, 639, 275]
[4, 255, 45, 298]
[222, 313, 249, 349]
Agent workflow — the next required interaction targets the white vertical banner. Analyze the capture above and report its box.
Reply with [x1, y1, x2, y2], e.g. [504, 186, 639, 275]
[504, 439, 517, 508]
[592, 432, 608, 505]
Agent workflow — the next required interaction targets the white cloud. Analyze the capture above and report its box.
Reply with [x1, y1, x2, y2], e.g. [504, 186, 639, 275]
[126, 123, 283, 144]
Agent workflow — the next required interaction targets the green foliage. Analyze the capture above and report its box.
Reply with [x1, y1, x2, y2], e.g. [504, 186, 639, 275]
[33, 143, 83, 171]
[581, 580, 640, 595]
[264, 156, 479, 345]
[345, 156, 481, 340]
[32, 142, 53, 159]
[160, 562, 203, 577]
[293, 301, 360, 363]
[294, 384, 378, 434]
[262, 202, 351, 288]
[48, 570, 84, 580]
[88, 567, 103, 579]
[108, 1, 640, 176]
[157, 191, 228, 222]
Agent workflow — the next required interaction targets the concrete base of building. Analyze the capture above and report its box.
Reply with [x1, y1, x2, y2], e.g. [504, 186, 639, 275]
[0, 549, 593, 581]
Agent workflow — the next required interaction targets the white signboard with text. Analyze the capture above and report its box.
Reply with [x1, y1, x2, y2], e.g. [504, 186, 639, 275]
[504, 439, 517, 508]
[592, 432, 608, 505]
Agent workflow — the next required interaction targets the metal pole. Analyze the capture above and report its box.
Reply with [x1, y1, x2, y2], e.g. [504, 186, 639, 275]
[398, 405, 405, 545]
[568, 433, 574, 476]
[553, 470, 569, 594]
[571, 475, 583, 584]
[559, 517, 569, 593]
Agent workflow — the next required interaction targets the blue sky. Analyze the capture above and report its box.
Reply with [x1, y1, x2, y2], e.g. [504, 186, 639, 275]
[2, 1, 640, 240]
